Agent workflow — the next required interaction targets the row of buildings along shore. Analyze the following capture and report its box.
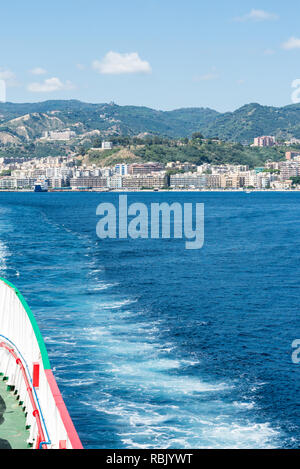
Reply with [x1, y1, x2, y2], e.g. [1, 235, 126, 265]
[2, 151, 300, 191]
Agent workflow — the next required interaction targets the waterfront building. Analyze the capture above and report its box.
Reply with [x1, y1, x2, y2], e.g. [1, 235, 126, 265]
[107, 175, 123, 189]
[206, 174, 221, 188]
[170, 173, 207, 189]
[0, 178, 17, 189]
[220, 174, 243, 189]
[271, 180, 292, 190]
[122, 173, 167, 189]
[70, 177, 108, 189]
[244, 171, 257, 188]
[48, 178, 63, 188]
[16, 178, 37, 189]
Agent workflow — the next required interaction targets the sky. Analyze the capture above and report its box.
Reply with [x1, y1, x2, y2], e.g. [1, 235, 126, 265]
[1, 0, 300, 111]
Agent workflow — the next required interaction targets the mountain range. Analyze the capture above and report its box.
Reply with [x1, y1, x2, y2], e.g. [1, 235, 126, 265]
[1, 100, 300, 144]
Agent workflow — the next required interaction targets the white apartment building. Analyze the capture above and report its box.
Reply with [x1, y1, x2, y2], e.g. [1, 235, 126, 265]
[253, 136, 276, 147]
[170, 173, 207, 189]
[102, 141, 113, 150]
[48, 178, 63, 188]
[0, 178, 17, 189]
[115, 164, 128, 175]
[43, 130, 76, 141]
[107, 176, 122, 189]
[279, 161, 300, 180]
[101, 168, 113, 177]
[16, 178, 37, 188]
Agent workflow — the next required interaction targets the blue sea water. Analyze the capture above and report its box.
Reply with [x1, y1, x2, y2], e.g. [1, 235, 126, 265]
[0, 191, 299, 449]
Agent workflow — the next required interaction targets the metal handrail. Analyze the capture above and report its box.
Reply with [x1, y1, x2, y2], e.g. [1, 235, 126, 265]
[0, 341, 47, 449]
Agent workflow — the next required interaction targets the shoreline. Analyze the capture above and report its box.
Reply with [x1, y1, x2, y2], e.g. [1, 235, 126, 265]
[0, 189, 300, 194]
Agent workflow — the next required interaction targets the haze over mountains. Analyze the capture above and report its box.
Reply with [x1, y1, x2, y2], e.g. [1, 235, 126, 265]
[1, 100, 300, 145]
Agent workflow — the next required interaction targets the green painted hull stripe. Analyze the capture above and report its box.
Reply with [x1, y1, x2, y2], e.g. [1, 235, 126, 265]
[0, 277, 51, 370]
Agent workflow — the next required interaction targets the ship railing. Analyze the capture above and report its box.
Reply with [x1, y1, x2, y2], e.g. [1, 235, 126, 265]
[0, 278, 83, 449]
[0, 338, 48, 449]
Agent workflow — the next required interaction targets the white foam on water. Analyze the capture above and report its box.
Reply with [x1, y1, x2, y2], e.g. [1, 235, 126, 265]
[0, 206, 15, 274]
[88, 282, 119, 292]
[99, 299, 137, 309]
[81, 327, 111, 337]
[87, 268, 104, 276]
[83, 391, 280, 449]
[233, 401, 255, 410]
[142, 358, 182, 370]
[56, 377, 98, 387]
[0, 240, 9, 272]
[19, 214, 280, 453]
[50, 284, 281, 450]
[200, 422, 280, 449]
[89, 309, 281, 447]
[121, 440, 150, 449]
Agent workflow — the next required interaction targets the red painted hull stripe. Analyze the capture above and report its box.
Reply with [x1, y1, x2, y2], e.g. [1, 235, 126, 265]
[45, 370, 83, 449]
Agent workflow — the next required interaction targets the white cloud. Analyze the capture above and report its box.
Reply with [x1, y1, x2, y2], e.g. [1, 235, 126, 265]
[28, 77, 75, 93]
[76, 63, 86, 71]
[282, 37, 300, 50]
[0, 68, 18, 87]
[234, 9, 278, 22]
[193, 72, 219, 82]
[0, 69, 15, 81]
[264, 48, 275, 56]
[93, 51, 151, 75]
[30, 67, 47, 75]
[194, 67, 219, 82]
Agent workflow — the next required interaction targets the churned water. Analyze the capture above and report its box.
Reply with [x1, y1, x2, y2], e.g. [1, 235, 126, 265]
[0, 192, 299, 449]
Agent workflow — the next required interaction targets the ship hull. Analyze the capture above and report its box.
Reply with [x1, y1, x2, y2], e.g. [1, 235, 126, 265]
[0, 278, 83, 449]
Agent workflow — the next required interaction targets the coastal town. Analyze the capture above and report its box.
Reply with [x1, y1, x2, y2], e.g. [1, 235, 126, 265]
[1, 136, 300, 192]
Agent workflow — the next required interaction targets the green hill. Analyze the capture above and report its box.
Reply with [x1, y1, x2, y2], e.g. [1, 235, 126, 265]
[83, 135, 290, 169]
[203, 103, 300, 142]
[1, 100, 300, 144]
[0, 100, 219, 141]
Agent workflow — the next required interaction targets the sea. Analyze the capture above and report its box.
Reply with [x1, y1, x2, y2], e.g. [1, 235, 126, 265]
[0, 191, 299, 449]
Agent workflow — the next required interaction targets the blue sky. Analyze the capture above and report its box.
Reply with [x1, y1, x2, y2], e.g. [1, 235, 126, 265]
[1, 0, 300, 111]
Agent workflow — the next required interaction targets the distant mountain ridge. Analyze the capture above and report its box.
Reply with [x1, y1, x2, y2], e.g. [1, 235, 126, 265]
[1, 100, 300, 143]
